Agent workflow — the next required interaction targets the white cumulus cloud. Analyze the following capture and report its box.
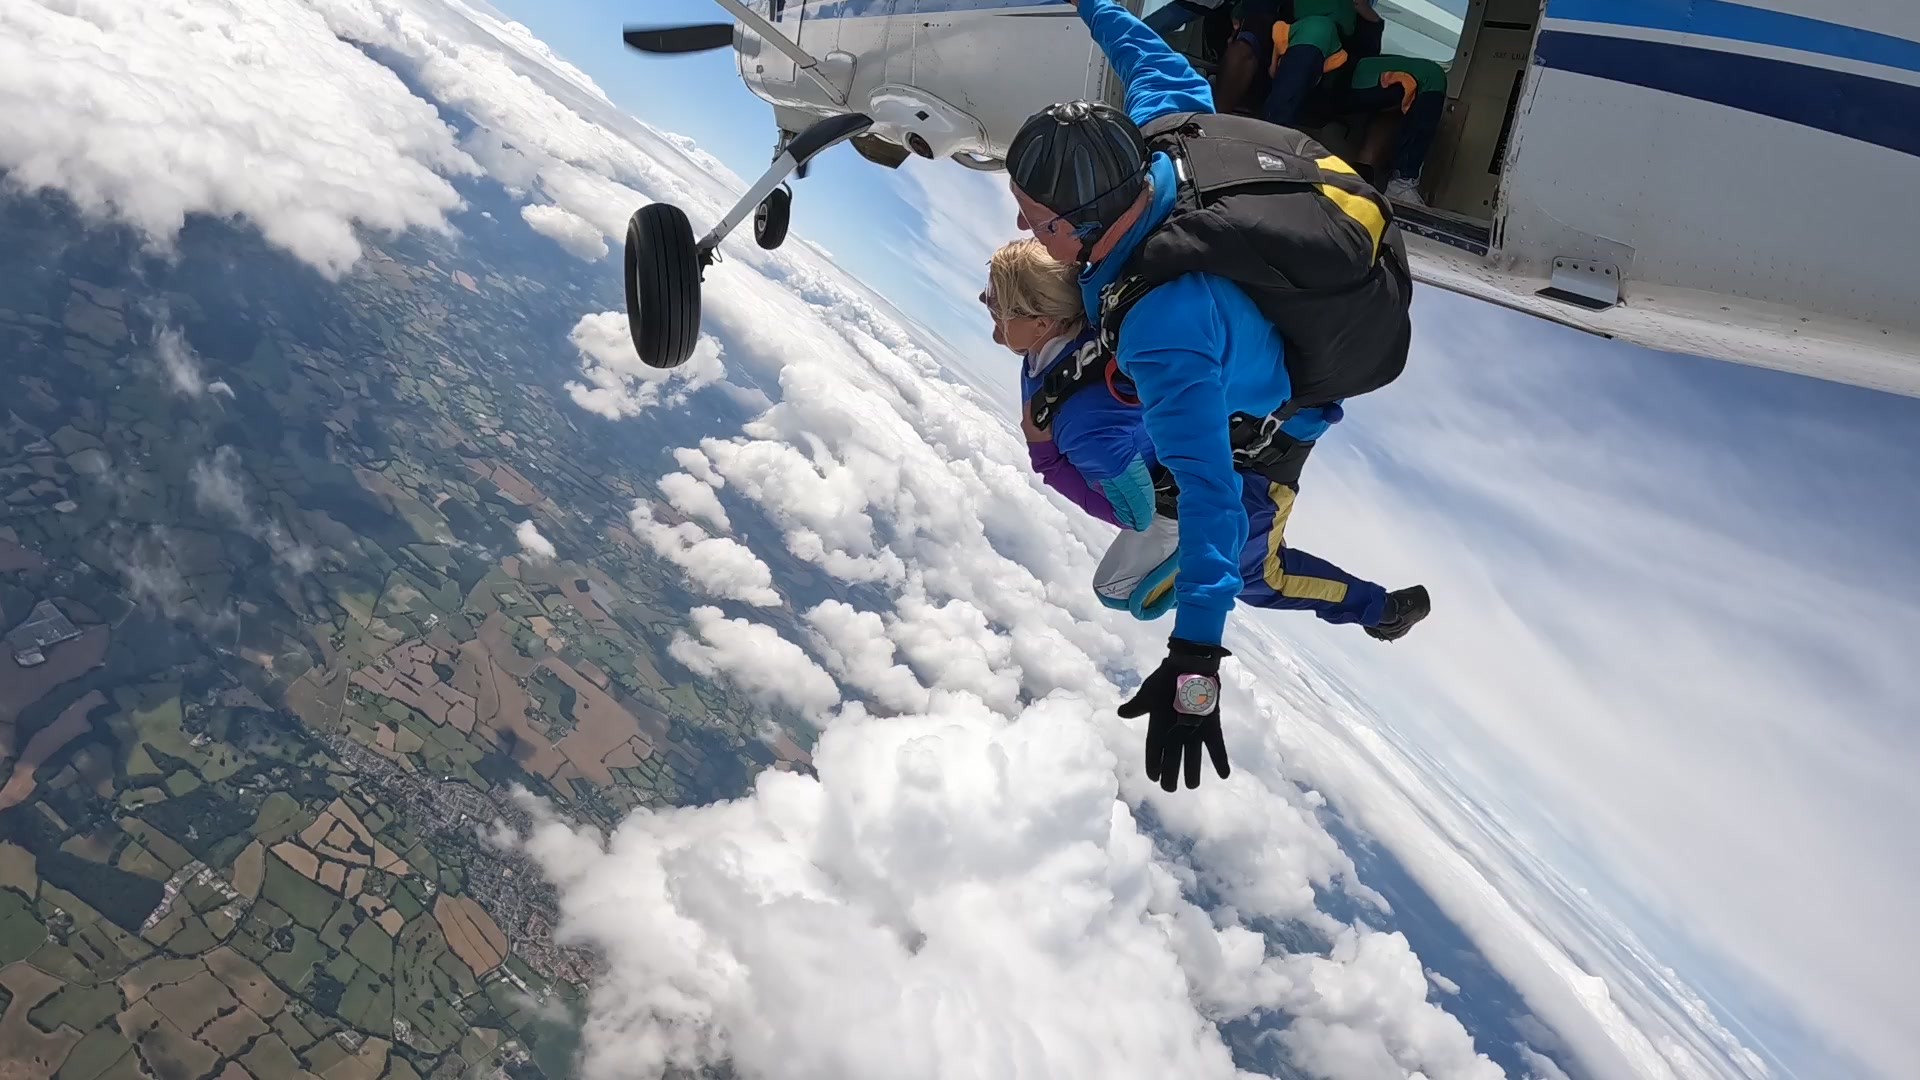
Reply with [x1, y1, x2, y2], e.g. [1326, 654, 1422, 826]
[657, 471, 731, 533]
[627, 502, 779, 607]
[520, 201, 607, 261]
[666, 606, 841, 721]
[566, 310, 724, 419]
[514, 519, 556, 562]
[0, 0, 478, 278]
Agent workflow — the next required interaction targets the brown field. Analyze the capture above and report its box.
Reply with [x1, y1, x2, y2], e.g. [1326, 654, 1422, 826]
[149, 970, 238, 1035]
[270, 841, 321, 881]
[231, 841, 265, 899]
[459, 620, 572, 782]
[0, 691, 104, 808]
[120, 999, 219, 1080]
[287, 799, 409, 883]
[0, 624, 108, 745]
[351, 643, 477, 732]
[770, 730, 811, 767]
[119, 956, 206, 1005]
[473, 611, 535, 678]
[325, 1035, 391, 1080]
[199, 1005, 269, 1057]
[544, 658, 654, 785]
[0, 842, 34, 894]
[575, 660, 610, 690]
[205, 948, 285, 1019]
[0, 962, 81, 1079]
[486, 463, 547, 509]
[433, 895, 506, 976]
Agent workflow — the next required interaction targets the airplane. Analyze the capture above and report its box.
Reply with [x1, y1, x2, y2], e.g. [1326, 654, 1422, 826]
[617, 0, 1920, 404]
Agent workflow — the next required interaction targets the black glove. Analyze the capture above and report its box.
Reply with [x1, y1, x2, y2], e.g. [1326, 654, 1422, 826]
[1118, 637, 1232, 792]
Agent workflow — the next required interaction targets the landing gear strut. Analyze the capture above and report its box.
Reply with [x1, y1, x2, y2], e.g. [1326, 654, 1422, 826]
[622, 112, 874, 369]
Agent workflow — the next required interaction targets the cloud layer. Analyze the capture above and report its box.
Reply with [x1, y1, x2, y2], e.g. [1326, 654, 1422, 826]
[0, 0, 477, 276]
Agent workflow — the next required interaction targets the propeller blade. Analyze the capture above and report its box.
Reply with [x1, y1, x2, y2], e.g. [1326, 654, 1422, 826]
[622, 23, 735, 54]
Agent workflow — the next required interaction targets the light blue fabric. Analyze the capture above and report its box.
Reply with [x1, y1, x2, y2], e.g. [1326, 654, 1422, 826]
[1097, 455, 1158, 530]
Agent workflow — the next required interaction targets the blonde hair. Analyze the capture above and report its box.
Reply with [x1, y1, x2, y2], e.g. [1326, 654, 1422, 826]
[986, 238, 1086, 326]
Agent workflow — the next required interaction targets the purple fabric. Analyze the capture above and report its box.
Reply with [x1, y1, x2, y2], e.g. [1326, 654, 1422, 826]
[1030, 439, 1121, 527]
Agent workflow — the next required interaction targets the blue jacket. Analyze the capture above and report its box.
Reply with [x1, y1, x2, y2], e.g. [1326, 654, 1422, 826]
[1022, 327, 1160, 529]
[1074, 0, 1341, 646]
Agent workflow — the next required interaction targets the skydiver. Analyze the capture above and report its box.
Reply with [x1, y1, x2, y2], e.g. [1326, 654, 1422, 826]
[1008, 0, 1429, 792]
[987, 234, 1415, 630]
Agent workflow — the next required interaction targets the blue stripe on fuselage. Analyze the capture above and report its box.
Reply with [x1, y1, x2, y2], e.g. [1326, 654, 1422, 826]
[1535, 29, 1920, 159]
[1544, 0, 1920, 76]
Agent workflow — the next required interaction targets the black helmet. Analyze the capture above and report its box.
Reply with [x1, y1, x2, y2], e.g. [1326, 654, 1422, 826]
[1007, 101, 1149, 244]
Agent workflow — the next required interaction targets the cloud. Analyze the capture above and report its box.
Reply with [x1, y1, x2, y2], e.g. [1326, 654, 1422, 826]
[520, 202, 607, 261]
[514, 519, 556, 562]
[565, 311, 724, 419]
[510, 689, 1500, 1080]
[0, 0, 477, 278]
[666, 606, 840, 720]
[189, 446, 316, 573]
[144, 324, 213, 399]
[627, 502, 780, 608]
[801, 600, 931, 715]
[656, 471, 730, 533]
[105, 524, 239, 633]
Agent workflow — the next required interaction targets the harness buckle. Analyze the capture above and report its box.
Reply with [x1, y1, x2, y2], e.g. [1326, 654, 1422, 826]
[1231, 411, 1283, 471]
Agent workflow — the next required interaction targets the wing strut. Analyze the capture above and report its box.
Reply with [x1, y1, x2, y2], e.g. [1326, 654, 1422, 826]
[708, 0, 850, 107]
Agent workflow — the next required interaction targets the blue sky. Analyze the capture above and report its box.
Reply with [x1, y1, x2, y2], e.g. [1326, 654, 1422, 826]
[486, 2, 1920, 1075]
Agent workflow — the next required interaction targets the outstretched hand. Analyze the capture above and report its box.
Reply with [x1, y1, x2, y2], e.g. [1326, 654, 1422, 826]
[1119, 637, 1232, 792]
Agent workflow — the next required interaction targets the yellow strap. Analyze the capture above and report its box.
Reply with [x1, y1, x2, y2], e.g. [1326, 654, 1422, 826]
[1313, 156, 1385, 261]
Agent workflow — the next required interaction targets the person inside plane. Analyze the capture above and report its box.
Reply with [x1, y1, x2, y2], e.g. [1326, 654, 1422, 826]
[1210, 0, 1446, 202]
[1009, 0, 1430, 791]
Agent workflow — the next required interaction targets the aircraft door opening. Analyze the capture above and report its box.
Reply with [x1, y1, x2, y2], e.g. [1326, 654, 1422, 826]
[1420, 0, 1542, 223]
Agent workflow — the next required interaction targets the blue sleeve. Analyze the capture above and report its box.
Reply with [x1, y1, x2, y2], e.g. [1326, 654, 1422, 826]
[1077, 0, 1215, 126]
[1114, 279, 1246, 645]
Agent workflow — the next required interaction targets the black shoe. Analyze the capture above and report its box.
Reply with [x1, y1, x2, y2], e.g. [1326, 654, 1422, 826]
[1365, 585, 1430, 642]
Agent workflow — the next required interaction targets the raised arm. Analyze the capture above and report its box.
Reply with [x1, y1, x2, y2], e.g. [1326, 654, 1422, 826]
[1076, 0, 1215, 126]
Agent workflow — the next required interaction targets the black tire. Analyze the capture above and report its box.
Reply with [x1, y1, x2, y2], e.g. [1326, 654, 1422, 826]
[624, 202, 701, 369]
[753, 186, 792, 251]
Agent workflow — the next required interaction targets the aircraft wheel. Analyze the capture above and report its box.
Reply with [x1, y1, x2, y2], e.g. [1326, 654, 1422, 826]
[753, 186, 792, 250]
[624, 202, 702, 369]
